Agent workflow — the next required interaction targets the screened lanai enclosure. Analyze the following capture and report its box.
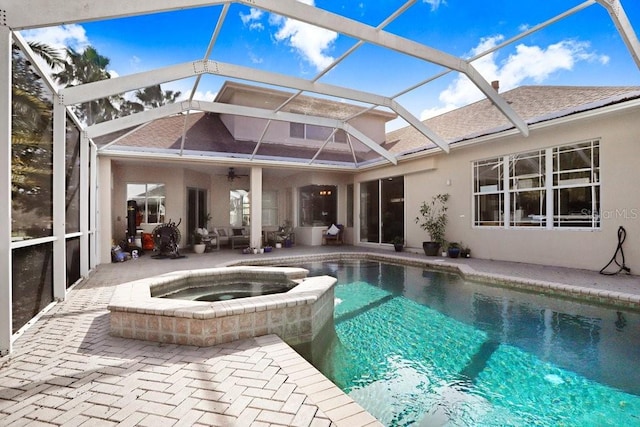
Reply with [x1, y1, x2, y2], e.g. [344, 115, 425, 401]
[2, 0, 639, 355]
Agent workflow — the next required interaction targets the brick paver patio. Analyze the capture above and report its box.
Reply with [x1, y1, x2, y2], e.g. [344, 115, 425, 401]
[1, 246, 638, 426]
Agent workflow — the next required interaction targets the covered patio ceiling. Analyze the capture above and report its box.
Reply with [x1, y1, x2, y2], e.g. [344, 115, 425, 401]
[6, 0, 640, 169]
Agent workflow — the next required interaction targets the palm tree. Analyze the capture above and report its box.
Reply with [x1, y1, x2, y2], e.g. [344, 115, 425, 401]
[11, 42, 62, 138]
[54, 46, 121, 125]
[11, 41, 63, 236]
[134, 85, 182, 109]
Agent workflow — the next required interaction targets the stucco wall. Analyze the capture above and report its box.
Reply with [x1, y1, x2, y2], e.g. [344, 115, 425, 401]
[99, 103, 640, 272]
[368, 105, 640, 271]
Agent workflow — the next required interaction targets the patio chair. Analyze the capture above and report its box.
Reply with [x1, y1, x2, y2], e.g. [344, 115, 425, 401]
[323, 224, 344, 245]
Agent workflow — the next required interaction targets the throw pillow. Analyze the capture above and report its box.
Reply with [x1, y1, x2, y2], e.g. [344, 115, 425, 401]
[232, 228, 243, 236]
[327, 224, 340, 236]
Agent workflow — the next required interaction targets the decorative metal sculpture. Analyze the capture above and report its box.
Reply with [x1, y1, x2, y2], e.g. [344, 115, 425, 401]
[151, 218, 185, 259]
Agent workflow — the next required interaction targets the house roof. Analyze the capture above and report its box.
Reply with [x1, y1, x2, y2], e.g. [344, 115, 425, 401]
[215, 81, 397, 122]
[102, 111, 382, 165]
[387, 85, 640, 155]
[9, 1, 640, 170]
[104, 85, 640, 166]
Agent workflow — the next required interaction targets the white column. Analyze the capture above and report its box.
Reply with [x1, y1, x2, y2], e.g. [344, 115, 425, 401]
[79, 132, 89, 276]
[52, 99, 66, 301]
[354, 182, 361, 245]
[89, 141, 98, 269]
[250, 167, 263, 248]
[97, 157, 112, 264]
[0, 27, 12, 356]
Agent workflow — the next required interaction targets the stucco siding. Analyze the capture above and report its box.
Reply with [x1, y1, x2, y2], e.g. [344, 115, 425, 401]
[379, 104, 640, 271]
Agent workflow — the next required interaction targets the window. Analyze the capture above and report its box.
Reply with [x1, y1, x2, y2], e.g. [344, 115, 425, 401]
[509, 150, 545, 227]
[127, 183, 165, 224]
[262, 190, 278, 227]
[473, 140, 600, 229]
[299, 185, 337, 227]
[473, 157, 504, 226]
[230, 189, 249, 226]
[290, 123, 346, 143]
[553, 141, 600, 227]
[290, 122, 304, 139]
[346, 184, 354, 227]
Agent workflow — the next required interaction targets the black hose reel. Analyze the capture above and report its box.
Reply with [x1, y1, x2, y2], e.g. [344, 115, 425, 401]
[600, 226, 631, 276]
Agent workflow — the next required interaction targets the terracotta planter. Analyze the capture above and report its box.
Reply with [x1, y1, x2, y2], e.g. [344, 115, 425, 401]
[193, 244, 206, 254]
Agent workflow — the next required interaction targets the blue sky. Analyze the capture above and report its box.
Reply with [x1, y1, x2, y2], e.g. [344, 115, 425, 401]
[20, 0, 640, 130]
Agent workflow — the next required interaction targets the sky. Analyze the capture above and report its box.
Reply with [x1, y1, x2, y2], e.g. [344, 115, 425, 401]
[19, 0, 640, 131]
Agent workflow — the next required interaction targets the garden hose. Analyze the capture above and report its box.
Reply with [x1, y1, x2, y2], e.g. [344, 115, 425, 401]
[599, 226, 631, 275]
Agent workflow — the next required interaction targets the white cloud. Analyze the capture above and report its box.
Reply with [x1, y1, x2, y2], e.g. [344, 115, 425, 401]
[240, 8, 264, 30]
[420, 35, 609, 119]
[190, 90, 218, 102]
[21, 24, 89, 54]
[240, 8, 263, 25]
[248, 52, 264, 64]
[242, 0, 337, 72]
[423, 0, 446, 11]
[20, 24, 90, 76]
[272, 16, 337, 71]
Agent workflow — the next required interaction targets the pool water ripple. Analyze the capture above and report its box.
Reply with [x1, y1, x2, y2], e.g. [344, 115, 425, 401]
[296, 260, 640, 427]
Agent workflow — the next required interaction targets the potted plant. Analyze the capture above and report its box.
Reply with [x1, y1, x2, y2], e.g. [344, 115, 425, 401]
[193, 228, 207, 254]
[447, 242, 461, 258]
[440, 240, 449, 257]
[278, 220, 293, 248]
[460, 243, 471, 258]
[392, 236, 404, 252]
[415, 193, 450, 256]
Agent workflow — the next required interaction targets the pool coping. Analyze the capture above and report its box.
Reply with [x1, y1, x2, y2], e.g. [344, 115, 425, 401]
[106, 252, 640, 427]
[108, 266, 337, 347]
[223, 251, 640, 310]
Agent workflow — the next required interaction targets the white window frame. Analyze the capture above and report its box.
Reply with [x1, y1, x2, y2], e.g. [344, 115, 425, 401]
[473, 139, 600, 230]
[289, 123, 347, 143]
[126, 183, 166, 225]
[262, 190, 278, 227]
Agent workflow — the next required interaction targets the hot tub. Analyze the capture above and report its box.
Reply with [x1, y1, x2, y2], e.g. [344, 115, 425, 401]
[108, 266, 336, 347]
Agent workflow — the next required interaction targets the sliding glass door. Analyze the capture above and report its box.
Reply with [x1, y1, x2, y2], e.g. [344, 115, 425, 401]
[360, 176, 404, 244]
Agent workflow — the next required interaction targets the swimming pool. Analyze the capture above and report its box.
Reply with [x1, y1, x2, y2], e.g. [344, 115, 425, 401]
[295, 260, 640, 426]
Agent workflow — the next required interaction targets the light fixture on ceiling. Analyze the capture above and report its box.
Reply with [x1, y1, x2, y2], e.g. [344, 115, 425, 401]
[227, 167, 248, 182]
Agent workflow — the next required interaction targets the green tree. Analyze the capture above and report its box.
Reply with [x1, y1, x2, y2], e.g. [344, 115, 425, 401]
[134, 85, 182, 109]
[11, 42, 64, 237]
[53, 46, 121, 125]
[11, 42, 62, 138]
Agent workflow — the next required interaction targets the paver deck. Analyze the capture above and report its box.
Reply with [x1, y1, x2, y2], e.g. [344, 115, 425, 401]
[1, 245, 638, 426]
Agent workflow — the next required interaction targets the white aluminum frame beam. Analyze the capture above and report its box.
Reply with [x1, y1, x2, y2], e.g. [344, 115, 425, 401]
[89, 140, 98, 270]
[5, 0, 227, 30]
[52, 99, 67, 301]
[7, 0, 640, 144]
[0, 26, 13, 356]
[79, 132, 90, 277]
[248, 0, 528, 138]
[86, 100, 399, 165]
[65, 59, 446, 153]
[595, 0, 640, 69]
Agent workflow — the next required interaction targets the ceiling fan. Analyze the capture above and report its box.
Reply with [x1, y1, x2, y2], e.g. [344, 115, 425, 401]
[226, 167, 248, 182]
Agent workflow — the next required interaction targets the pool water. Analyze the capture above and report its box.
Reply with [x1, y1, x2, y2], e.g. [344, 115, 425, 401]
[158, 281, 296, 302]
[296, 260, 640, 426]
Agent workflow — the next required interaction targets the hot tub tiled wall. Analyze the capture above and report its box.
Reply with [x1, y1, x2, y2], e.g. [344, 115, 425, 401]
[108, 266, 336, 347]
